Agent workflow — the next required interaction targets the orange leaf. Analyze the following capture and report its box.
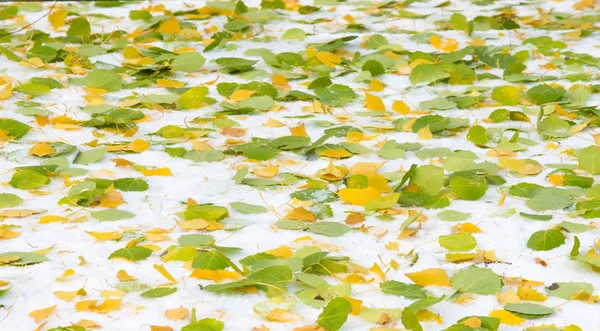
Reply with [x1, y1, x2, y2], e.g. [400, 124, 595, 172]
[290, 124, 308, 137]
[286, 207, 316, 222]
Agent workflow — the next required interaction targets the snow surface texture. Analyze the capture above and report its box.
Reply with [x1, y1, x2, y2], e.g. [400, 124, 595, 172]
[0, 0, 599, 330]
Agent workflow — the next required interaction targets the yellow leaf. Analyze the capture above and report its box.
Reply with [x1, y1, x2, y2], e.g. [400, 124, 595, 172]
[496, 289, 520, 304]
[117, 270, 135, 282]
[338, 187, 381, 206]
[368, 79, 385, 92]
[367, 174, 392, 193]
[140, 167, 173, 176]
[0, 229, 19, 240]
[430, 35, 459, 52]
[272, 74, 290, 90]
[73, 319, 101, 329]
[0, 209, 42, 218]
[127, 138, 150, 153]
[123, 46, 142, 59]
[151, 326, 173, 331]
[286, 207, 315, 222]
[86, 231, 121, 241]
[417, 125, 432, 139]
[349, 162, 381, 176]
[574, 0, 593, 10]
[156, 79, 186, 88]
[57, 268, 75, 281]
[29, 305, 56, 323]
[230, 89, 256, 102]
[253, 165, 279, 178]
[489, 310, 525, 326]
[461, 317, 481, 328]
[318, 162, 348, 181]
[165, 307, 189, 321]
[369, 263, 386, 281]
[29, 142, 55, 157]
[154, 264, 177, 284]
[0, 82, 12, 100]
[48, 10, 67, 29]
[405, 268, 451, 287]
[39, 215, 68, 224]
[316, 51, 341, 67]
[190, 269, 241, 283]
[157, 16, 181, 34]
[265, 246, 293, 259]
[392, 100, 410, 114]
[452, 222, 481, 233]
[417, 309, 443, 324]
[95, 298, 122, 314]
[344, 297, 362, 316]
[364, 92, 385, 111]
[99, 191, 125, 209]
[290, 124, 308, 137]
[318, 149, 353, 159]
[54, 288, 86, 302]
[516, 285, 547, 301]
[177, 219, 209, 230]
[100, 290, 125, 298]
[264, 118, 285, 127]
[547, 174, 564, 186]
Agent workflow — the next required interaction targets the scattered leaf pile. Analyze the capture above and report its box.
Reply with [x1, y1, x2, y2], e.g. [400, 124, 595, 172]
[0, 0, 599, 330]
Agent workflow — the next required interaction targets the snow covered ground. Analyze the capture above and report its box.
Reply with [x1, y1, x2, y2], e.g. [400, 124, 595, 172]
[0, 0, 599, 330]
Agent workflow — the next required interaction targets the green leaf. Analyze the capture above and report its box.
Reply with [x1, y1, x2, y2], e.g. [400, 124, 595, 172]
[410, 64, 449, 85]
[67, 17, 91, 39]
[466, 125, 488, 145]
[308, 222, 352, 237]
[10, 170, 49, 190]
[409, 165, 444, 196]
[281, 28, 305, 41]
[192, 251, 231, 270]
[0, 193, 23, 208]
[290, 189, 338, 203]
[578, 146, 600, 175]
[0, 252, 48, 266]
[439, 232, 477, 251]
[365, 193, 400, 211]
[230, 202, 267, 214]
[380, 281, 426, 298]
[109, 246, 152, 261]
[437, 210, 470, 221]
[113, 178, 149, 192]
[141, 287, 177, 298]
[171, 52, 206, 73]
[91, 209, 136, 221]
[178, 86, 209, 109]
[74, 147, 107, 165]
[85, 69, 122, 91]
[247, 265, 292, 285]
[504, 303, 554, 316]
[181, 205, 228, 221]
[0, 119, 31, 139]
[449, 176, 488, 200]
[14, 83, 50, 97]
[401, 308, 423, 331]
[242, 147, 279, 160]
[316, 297, 352, 331]
[526, 229, 565, 251]
[178, 234, 214, 246]
[527, 85, 565, 104]
[451, 265, 501, 295]
[449, 13, 467, 30]
[491, 85, 519, 105]
[546, 282, 593, 300]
